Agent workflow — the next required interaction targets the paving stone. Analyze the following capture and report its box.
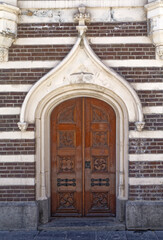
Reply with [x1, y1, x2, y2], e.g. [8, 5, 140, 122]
[0, 231, 38, 240]
[67, 230, 95, 240]
[155, 231, 163, 240]
[35, 230, 67, 240]
[97, 231, 127, 240]
[126, 231, 157, 240]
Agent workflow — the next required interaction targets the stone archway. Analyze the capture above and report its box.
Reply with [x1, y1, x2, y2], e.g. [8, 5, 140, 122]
[18, 6, 144, 223]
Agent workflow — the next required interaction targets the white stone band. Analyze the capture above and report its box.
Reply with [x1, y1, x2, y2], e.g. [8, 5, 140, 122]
[0, 155, 35, 163]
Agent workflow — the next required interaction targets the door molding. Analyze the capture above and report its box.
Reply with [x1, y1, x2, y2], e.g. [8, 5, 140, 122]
[35, 87, 128, 222]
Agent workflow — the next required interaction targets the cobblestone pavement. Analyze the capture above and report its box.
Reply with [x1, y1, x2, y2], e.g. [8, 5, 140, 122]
[0, 230, 163, 240]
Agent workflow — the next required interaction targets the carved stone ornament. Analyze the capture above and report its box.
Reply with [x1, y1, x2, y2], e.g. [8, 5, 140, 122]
[17, 122, 29, 132]
[135, 121, 145, 132]
[69, 72, 94, 84]
[74, 5, 91, 36]
[156, 45, 163, 59]
[0, 48, 8, 62]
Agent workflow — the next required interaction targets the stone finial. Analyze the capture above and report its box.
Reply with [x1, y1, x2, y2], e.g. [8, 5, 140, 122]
[135, 121, 145, 132]
[74, 5, 91, 36]
[17, 122, 28, 132]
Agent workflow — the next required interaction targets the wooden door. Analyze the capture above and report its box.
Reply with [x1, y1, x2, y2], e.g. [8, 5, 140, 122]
[51, 97, 116, 217]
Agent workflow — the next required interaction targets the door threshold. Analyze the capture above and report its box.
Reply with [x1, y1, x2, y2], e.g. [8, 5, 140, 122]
[38, 217, 125, 231]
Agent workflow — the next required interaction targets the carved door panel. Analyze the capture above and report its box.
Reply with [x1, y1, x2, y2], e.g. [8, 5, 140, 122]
[84, 98, 116, 216]
[51, 97, 116, 217]
[51, 99, 83, 216]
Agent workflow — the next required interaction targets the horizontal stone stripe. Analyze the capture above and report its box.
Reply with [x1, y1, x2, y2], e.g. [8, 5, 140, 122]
[0, 60, 163, 69]
[0, 162, 35, 178]
[0, 155, 35, 163]
[129, 161, 163, 178]
[0, 85, 32, 92]
[129, 154, 163, 161]
[129, 177, 163, 185]
[0, 92, 26, 108]
[0, 115, 35, 132]
[114, 67, 163, 83]
[8, 44, 155, 61]
[0, 132, 35, 139]
[0, 178, 35, 186]
[129, 185, 163, 201]
[0, 185, 35, 201]
[132, 83, 163, 90]
[129, 131, 163, 138]
[19, 1, 147, 8]
[0, 108, 20, 115]
[15, 37, 150, 45]
[129, 138, 163, 154]
[143, 106, 163, 114]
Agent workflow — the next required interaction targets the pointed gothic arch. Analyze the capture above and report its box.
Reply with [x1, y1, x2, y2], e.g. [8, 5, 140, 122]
[18, 8, 144, 223]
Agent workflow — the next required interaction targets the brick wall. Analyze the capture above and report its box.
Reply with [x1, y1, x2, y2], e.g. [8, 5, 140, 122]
[92, 44, 155, 60]
[129, 161, 163, 178]
[129, 185, 163, 201]
[0, 186, 35, 201]
[129, 115, 163, 131]
[9, 44, 155, 61]
[0, 115, 35, 131]
[113, 67, 163, 83]
[0, 92, 27, 107]
[0, 162, 35, 178]
[17, 22, 147, 38]
[0, 139, 35, 155]
[137, 90, 163, 107]
[129, 138, 163, 154]
[0, 68, 50, 84]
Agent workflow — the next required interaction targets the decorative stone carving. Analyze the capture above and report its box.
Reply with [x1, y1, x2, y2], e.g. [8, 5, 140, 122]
[74, 5, 91, 36]
[135, 121, 145, 132]
[0, 48, 8, 62]
[145, 0, 163, 60]
[0, 3, 20, 62]
[69, 72, 94, 84]
[156, 45, 163, 59]
[17, 122, 29, 132]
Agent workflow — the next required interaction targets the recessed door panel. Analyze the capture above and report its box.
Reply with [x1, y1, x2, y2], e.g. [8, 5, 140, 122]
[51, 97, 116, 217]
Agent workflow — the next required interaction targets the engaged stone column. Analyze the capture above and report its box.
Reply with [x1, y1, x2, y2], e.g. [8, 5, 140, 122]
[145, 0, 163, 59]
[0, 2, 20, 62]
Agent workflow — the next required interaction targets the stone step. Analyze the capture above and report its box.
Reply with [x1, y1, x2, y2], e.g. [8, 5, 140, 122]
[38, 217, 126, 231]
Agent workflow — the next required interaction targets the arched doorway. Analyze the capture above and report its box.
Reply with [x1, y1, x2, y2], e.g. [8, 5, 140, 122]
[51, 97, 116, 217]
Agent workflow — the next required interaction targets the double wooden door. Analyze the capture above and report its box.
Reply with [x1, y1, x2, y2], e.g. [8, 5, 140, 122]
[51, 97, 116, 217]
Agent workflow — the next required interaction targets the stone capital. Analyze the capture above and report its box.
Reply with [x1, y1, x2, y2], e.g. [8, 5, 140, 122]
[0, 2, 20, 61]
[145, 0, 163, 60]
[135, 121, 145, 132]
[17, 122, 29, 132]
